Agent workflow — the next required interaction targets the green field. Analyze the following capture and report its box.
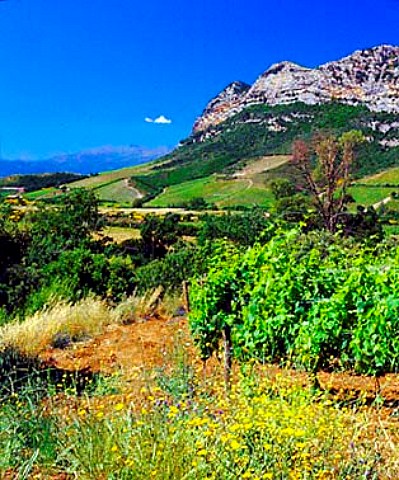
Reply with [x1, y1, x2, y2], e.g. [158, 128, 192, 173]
[69, 163, 154, 189]
[218, 185, 274, 207]
[94, 179, 142, 203]
[24, 187, 58, 200]
[145, 156, 287, 208]
[361, 167, 399, 185]
[348, 186, 393, 206]
[384, 199, 399, 212]
[22, 163, 156, 203]
[383, 223, 399, 235]
[145, 174, 273, 208]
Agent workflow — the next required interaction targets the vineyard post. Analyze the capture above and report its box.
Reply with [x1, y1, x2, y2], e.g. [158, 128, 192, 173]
[182, 280, 190, 313]
[223, 324, 232, 390]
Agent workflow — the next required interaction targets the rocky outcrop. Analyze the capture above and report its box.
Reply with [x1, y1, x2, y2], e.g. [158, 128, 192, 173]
[193, 81, 250, 132]
[194, 45, 399, 133]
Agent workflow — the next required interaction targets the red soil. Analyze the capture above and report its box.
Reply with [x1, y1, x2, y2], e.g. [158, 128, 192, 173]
[38, 315, 399, 413]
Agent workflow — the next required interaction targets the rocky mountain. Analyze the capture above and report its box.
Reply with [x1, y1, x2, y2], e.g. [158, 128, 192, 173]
[0, 145, 171, 177]
[129, 45, 399, 198]
[193, 81, 251, 132]
[194, 45, 399, 134]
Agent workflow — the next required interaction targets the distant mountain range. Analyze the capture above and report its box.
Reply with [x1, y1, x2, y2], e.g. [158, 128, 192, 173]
[0, 145, 171, 178]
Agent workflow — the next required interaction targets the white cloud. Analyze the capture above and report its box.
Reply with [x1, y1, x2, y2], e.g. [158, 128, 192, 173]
[144, 115, 172, 124]
[154, 115, 172, 124]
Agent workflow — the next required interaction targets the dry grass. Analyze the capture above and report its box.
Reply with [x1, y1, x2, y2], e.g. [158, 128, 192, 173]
[97, 226, 141, 244]
[0, 290, 184, 358]
[114, 287, 182, 324]
[0, 297, 118, 357]
[232, 154, 290, 177]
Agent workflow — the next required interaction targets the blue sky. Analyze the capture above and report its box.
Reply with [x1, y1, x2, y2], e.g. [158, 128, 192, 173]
[1, 0, 399, 159]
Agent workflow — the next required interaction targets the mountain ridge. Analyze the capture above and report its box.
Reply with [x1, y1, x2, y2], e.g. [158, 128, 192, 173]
[0, 145, 171, 177]
[194, 45, 399, 133]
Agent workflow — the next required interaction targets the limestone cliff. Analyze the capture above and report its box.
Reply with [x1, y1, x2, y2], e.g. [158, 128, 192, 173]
[194, 45, 399, 133]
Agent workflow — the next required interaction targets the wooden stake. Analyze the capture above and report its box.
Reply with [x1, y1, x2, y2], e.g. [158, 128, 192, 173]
[223, 325, 232, 390]
[182, 280, 190, 313]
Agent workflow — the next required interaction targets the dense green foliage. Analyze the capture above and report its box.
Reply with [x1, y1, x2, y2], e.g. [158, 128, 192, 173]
[130, 211, 271, 294]
[190, 230, 399, 375]
[1, 181, 397, 380]
[0, 190, 136, 319]
[0, 172, 86, 192]
[135, 242, 209, 294]
[3, 196, 261, 319]
[198, 209, 270, 246]
[139, 213, 182, 260]
[131, 102, 399, 194]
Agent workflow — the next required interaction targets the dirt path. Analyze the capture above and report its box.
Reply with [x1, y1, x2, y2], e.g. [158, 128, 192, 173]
[40, 316, 187, 377]
[124, 178, 144, 199]
[373, 195, 392, 209]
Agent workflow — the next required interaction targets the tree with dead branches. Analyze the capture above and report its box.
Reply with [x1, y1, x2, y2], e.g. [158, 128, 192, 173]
[291, 130, 365, 233]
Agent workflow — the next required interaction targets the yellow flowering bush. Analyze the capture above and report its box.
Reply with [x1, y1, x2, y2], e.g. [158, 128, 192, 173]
[56, 370, 385, 479]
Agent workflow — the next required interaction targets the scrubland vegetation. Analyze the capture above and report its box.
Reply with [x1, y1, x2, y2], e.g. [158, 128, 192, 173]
[1, 351, 394, 479]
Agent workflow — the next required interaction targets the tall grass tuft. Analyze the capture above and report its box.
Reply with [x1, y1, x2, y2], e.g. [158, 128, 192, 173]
[0, 297, 118, 357]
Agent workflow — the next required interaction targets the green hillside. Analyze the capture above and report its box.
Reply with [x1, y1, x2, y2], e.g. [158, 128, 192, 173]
[348, 185, 393, 206]
[26, 102, 399, 209]
[146, 155, 288, 208]
[130, 102, 399, 198]
[93, 179, 143, 203]
[69, 162, 154, 189]
[360, 166, 399, 185]
[146, 175, 275, 208]
[28, 163, 156, 204]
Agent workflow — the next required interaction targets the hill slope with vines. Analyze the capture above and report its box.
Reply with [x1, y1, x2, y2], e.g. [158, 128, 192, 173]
[132, 102, 399, 199]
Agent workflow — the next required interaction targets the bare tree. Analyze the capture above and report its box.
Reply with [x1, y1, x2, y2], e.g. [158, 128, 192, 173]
[291, 130, 365, 233]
